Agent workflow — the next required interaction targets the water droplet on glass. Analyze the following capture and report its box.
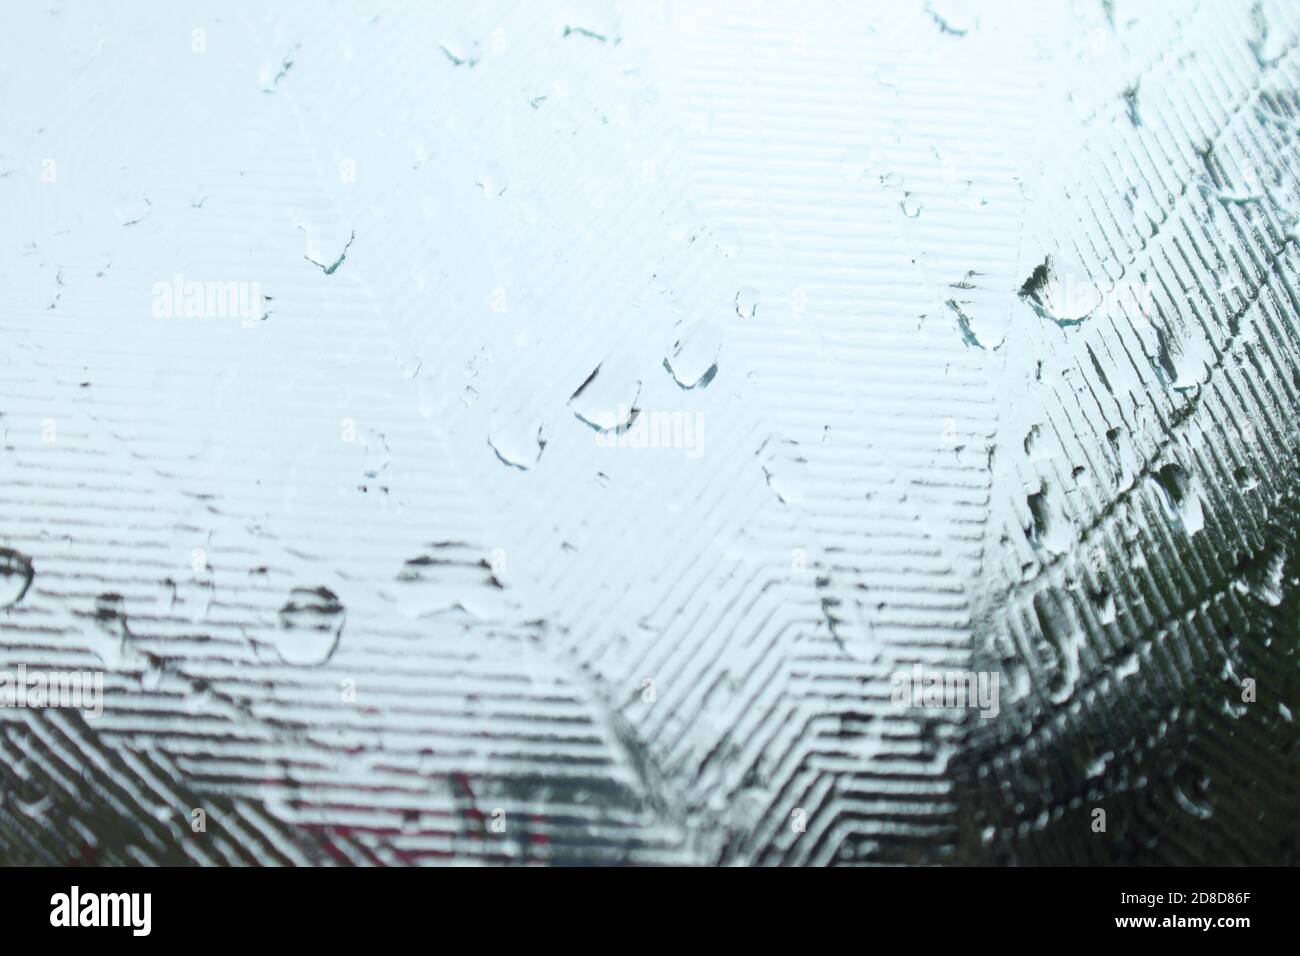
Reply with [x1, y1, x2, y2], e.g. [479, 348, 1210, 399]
[734, 287, 759, 319]
[0, 548, 35, 608]
[1152, 463, 1205, 535]
[664, 320, 721, 389]
[84, 592, 130, 668]
[1090, 588, 1117, 625]
[488, 422, 547, 470]
[274, 587, 345, 666]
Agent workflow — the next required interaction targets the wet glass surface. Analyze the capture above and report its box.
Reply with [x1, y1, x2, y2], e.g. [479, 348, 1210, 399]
[0, 0, 1297, 865]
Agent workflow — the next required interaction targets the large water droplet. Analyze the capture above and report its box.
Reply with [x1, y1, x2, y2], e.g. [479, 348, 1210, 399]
[734, 287, 759, 319]
[569, 362, 641, 433]
[1233, 544, 1286, 607]
[83, 592, 130, 668]
[1152, 462, 1204, 535]
[664, 320, 721, 389]
[0, 548, 34, 608]
[274, 587, 345, 666]
[1026, 482, 1071, 555]
[1090, 588, 1117, 625]
[487, 413, 548, 470]
[393, 543, 512, 619]
[1018, 257, 1102, 327]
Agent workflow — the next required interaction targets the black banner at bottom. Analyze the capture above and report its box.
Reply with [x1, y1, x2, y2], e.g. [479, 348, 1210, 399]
[0, 865, 1290, 943]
